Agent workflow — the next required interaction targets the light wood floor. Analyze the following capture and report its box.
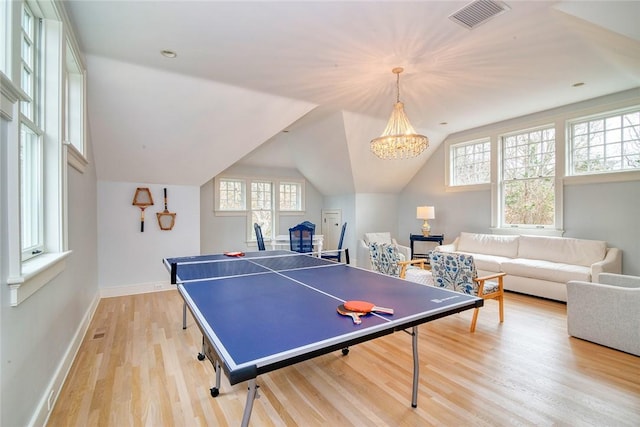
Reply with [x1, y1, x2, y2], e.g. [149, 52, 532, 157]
[47, 290, 640, 426]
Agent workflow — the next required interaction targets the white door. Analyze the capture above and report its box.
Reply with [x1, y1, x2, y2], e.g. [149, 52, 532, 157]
[321, 210, 342, 250]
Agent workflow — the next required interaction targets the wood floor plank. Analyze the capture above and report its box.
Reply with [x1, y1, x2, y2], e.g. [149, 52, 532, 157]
[47, 290, 640, 426]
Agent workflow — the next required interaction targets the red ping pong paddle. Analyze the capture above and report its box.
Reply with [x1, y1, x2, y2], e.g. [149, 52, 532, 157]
[337, 304, 365, 324]
[344, 300, 394, 315]
[224, 251, 245, 257]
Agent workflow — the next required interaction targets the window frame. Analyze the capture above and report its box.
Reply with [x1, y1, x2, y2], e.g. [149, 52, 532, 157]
[449, 138, 491, 187]
[567, 106, 640, 177]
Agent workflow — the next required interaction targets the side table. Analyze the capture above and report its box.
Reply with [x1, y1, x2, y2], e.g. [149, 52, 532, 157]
[410, 234, 444, 260]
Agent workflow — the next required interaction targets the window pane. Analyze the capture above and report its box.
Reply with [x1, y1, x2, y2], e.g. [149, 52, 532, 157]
[569, 107, 640, 175]
[501, 126, 555, 227]
[20, 123, 43, 255]
[219, 179, 245, 210]
[251, 181, 273, 240]
[451, 140, 490, 185]
[503, 178, 554, 226]
[251, 182, 272, 210]
[280, 182, 301, 211]
[21, 2, 37, 122]
[252, 211, 273, 239]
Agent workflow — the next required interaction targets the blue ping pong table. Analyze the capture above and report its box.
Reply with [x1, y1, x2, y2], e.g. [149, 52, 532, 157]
[165, 250, 482, 426]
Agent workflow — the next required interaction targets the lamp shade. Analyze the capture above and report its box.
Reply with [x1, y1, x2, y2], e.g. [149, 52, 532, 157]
[416, 206, 435, 220]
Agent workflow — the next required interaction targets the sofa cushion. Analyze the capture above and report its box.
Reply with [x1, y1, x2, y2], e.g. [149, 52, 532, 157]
[454, 251, 509, 273]
[364, 232, 393, 245]
[457, 232, 519, 258]
[501, 258, 592, 283]
[517, 235, 606, 267]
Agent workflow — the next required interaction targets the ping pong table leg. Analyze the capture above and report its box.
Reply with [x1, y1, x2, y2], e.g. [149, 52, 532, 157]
[241, 379, 258, 427]
[183, 302, 187, 329]
[411, 326, 419, 408]
[210, 359, 221, 397]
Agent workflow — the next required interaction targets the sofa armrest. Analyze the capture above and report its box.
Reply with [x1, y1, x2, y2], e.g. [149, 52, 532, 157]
[566, 280, 640, 356]
[591, 247, 622, 281]
[434, 237, 458, 253]
[598, 273, 640, 289]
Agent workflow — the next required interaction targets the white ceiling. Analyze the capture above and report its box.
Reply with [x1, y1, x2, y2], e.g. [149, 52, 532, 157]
[63, 0, 640, 193]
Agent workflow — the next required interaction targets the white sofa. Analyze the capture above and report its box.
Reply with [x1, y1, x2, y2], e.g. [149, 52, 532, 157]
[436, 232, 622, 302]
[357, 232, 411, 270]
[567, 273, 640, 356]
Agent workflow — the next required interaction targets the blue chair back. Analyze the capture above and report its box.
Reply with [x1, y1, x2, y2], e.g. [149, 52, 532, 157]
[254, 223, 266, 251]
[299, 221, 316, 232]
[289, 223, 314, 253]
[322, 222, 347, 262]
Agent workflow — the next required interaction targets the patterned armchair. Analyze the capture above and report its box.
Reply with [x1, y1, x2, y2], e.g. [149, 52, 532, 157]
[430, 252, 505, 332]
[368, 242, 433, 286]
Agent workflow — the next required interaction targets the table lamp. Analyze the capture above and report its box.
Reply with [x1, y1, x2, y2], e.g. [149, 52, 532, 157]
[416, 206, 435, 236]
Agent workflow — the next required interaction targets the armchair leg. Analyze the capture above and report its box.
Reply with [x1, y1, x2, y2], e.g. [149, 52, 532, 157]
[499, 295, 504, 323]
[470, 307, 480, 333]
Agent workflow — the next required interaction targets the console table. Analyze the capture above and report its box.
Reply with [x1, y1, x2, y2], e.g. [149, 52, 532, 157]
[410, 234, 444, 260]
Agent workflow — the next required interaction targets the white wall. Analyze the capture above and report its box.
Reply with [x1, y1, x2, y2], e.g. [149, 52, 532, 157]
[354, 193, 402, 266]
[1, 131, 100, 426]
[97, 181, 200, 295]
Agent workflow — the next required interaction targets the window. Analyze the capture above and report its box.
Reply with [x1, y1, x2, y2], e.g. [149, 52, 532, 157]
[64, 38, 88, 170]
[19, 2, 44, 260]
[251, 181, 273, 239]
[215, 175, 306, 242]
[500, 126, 555, 228]
[569, 107, 640, 175]
[218, 178, 246, 210]
[5, 0, 82, 305]
[20, 123, 43, 258]
[279, 181, 302, 210]
[450, 139, 491, 186]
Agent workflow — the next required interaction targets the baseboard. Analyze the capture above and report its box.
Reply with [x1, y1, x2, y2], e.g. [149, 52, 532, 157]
[100, 281, 175, 298]
[32, 291, 101, 427]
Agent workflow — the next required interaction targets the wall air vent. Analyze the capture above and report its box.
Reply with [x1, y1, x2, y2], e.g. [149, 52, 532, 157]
[449, 0, 510, 30]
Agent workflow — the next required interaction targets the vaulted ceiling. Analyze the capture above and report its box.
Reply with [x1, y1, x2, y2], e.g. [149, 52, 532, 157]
[64, 1, 640, 194]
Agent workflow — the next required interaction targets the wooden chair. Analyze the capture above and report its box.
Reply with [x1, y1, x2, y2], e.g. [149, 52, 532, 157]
[368, 242, 432, 285]
[321, 222, 347, 262]
[429, 251, 505, 332]
[289, 223, 314, 253]
[253, 223, 265, 251]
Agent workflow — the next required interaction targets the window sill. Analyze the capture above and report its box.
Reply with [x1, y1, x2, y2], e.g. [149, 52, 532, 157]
[564, 170, 640, 185]
[66, 142, 88, 173]
[490, 228, 564, 237]
[6, 251, 72, 306]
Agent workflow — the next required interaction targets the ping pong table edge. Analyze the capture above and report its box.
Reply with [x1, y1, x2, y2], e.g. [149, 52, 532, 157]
[189, 291, 483, 386]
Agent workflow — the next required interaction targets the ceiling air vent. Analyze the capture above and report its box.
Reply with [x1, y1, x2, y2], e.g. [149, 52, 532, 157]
[449, 0, 510, 30]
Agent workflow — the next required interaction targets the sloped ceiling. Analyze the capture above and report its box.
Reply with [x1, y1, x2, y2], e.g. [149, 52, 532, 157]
[65, 1, 640, 192]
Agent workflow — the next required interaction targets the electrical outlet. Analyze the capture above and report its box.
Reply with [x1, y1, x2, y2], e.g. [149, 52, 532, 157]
[154, 283, 163, 290]
[47, 389, 55, 411]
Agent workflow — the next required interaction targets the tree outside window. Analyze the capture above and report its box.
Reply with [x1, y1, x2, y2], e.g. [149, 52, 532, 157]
[501, 127, 555, 227]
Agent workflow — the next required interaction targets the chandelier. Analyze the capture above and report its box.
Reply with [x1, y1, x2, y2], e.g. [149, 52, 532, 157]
[370, 67, 429, 160]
